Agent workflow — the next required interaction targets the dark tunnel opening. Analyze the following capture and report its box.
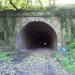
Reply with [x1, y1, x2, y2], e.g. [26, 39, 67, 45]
[17, 21, 57, 50]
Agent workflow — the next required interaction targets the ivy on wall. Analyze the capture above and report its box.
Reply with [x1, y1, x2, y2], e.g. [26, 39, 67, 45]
[4, 12, 16, 47]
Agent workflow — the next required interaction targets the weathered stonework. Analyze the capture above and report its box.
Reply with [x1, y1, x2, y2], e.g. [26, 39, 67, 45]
[0, 18, 4, 39]
[0, 11, 63, 50]
[0, 18, 4, 32]
[15, 17, 61, 49]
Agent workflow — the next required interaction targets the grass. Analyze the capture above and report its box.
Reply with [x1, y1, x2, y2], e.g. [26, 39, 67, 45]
[0, 51, 13, 61]
[54, 48, 75, 74]
[61, 55, 75, 73]
[55, 38, 75, 74]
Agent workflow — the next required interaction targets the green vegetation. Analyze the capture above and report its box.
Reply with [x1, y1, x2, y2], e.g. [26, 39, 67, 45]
[54, 39, 75, 74]
[0, 0, 75, 11]
[61, 51, 75, 73]
[0, 0, 75, 74]
[68, 39, 75, 49]
[0, 0, 55, 11]
[0, 51, 13, 61]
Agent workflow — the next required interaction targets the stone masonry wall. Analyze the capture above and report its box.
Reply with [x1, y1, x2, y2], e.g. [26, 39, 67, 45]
[0, 11, 62, 49]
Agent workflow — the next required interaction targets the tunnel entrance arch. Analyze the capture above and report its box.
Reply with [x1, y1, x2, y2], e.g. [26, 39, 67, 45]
[17, 21, 58, 50]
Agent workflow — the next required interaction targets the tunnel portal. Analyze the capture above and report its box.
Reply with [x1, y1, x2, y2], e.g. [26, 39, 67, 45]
[18, 21, 57, 50]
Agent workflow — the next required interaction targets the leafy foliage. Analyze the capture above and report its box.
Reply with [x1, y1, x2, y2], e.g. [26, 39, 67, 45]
[61, 56, 75, 73]
[60, 38, 75, 73]
[68, 39, 75, 49]
[0, 51, 11, 61]
[0, 0, 56, 11]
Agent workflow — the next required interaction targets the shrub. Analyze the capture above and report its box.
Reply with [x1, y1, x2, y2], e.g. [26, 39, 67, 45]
[68, 39, 75, 49]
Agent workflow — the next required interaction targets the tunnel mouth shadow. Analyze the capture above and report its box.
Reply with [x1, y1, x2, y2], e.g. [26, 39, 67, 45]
[17, 21, 58, 50]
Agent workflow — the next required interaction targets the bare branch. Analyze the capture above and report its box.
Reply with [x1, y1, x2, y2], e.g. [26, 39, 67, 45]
[10, 0, 18, 10]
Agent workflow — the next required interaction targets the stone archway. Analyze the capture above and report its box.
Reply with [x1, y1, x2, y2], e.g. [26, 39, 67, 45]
[17, 21, 58, 50]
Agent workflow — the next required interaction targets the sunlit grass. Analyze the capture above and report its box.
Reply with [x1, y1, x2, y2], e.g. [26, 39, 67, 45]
[54, 49, 75, 73]
[0, 51, 12, 61]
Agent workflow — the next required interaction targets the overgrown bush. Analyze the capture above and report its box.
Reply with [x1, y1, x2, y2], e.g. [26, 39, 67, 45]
[68, 39, 75, 49]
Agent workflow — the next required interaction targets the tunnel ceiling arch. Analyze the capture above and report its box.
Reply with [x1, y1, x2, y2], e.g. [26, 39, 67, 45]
[17, 21, 58, 50]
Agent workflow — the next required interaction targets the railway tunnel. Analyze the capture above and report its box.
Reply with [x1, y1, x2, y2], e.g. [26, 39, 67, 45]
[17, 21, 58, 50]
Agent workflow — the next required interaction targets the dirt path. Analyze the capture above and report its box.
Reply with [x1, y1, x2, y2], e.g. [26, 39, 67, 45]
[0, 48, 69, 75]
